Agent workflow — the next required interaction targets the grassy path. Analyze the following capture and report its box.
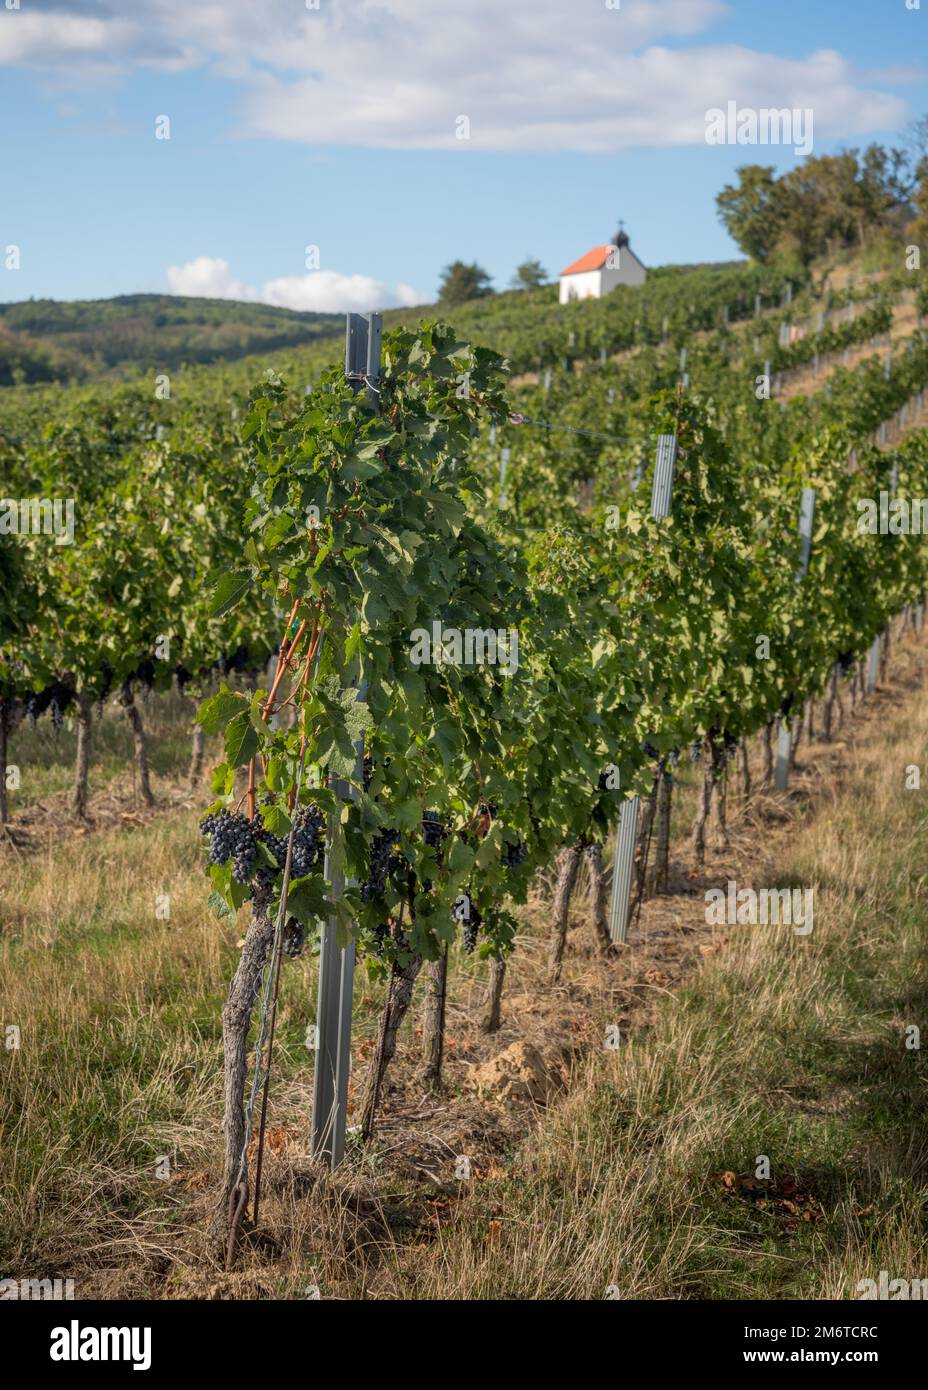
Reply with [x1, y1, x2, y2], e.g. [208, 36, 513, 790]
[386, 649, 928, 1299]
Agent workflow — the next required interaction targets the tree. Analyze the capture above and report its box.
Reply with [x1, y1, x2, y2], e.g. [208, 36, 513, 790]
[778, 152, 861, 262]
[509, 258, 549, 291]
[904, 115, 928, 177]
[437, 261, 494, 305]
[717, 142, 923, 268]
[716, 165, 783, 263]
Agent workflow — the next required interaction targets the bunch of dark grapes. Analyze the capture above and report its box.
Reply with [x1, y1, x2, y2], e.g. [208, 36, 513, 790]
[669, 747, 681, 769]
[361, 828, 399, 903]
[26, 680, 73, 731]
[690, 739, 703, 762]
[239, 803, 323, 880]
[388, 840, 409, 879]
[362, 752, 391, 792]
[54, 682, 74, 731]
[780, 694, 794, 719]
[288, 803, 326, 877]
[837, 650, 854, 675]
[200, 808, 259, 884]
[98, 661, 113, 705]
[283, 917, 306, 958]
[135, 659, 155, 695]
[641, 739, 660, 760]
[24, 689, 45, 729]
[421, 810, 449, 891]
[501, 837, 528, 870]
[460, 902, 482, 955]
[723, 733, 738, 760]
[422, 810, 449, 853]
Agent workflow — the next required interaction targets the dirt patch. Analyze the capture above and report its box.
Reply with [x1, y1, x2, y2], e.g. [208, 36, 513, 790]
[0, 771, 200, 858]
[470, 1040, 569, 1106]
[719, 1170, 826, 1234]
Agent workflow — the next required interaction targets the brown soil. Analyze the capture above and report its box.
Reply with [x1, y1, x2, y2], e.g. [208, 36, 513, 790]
[0, 770, 200, 858]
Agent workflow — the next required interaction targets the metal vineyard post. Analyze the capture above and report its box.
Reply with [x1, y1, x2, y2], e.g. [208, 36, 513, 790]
[309, 311, 382, 1167]
[608, 432, 677, 945]
[775, 486, 816, 790]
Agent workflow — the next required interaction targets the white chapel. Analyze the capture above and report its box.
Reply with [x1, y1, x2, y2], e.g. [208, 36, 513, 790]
[559, 224, 647, 304]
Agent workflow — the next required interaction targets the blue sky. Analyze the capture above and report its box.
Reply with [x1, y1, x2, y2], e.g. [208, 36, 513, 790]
[1, 0, 926, 309]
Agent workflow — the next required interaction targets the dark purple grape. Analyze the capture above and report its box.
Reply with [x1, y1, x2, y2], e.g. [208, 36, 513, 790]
[456, 898, 482, 953]
[200, 808, 258, 884]
[361, 827, 398, 903]
[501, 837, 528, 870]
[136, 659, 155, 694]
[283, 917, 306, 958]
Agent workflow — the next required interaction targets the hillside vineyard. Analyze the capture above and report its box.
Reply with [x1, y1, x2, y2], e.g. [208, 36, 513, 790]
[3, 261, 928, 1241]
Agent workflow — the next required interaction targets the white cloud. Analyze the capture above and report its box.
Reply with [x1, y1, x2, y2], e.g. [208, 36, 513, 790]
[166, 257, 256, 301]
[165, 258, 424, 312]
[0, 13, 130, 64]
[243, 42, 905, 153]
[2, 1, 912, 152]
[262, 271, 424, 312]
[394, 283, 424, 308]
[0, 8, 192, 73]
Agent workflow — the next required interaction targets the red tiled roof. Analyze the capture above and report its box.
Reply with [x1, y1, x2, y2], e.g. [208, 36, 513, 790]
[560, 244, 613, 276]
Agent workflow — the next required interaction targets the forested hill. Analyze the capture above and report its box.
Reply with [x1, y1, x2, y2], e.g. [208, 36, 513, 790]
[0, 294, 345, 386]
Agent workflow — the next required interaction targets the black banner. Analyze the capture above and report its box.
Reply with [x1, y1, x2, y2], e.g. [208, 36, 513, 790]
[2, 1298, 922, 1375]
